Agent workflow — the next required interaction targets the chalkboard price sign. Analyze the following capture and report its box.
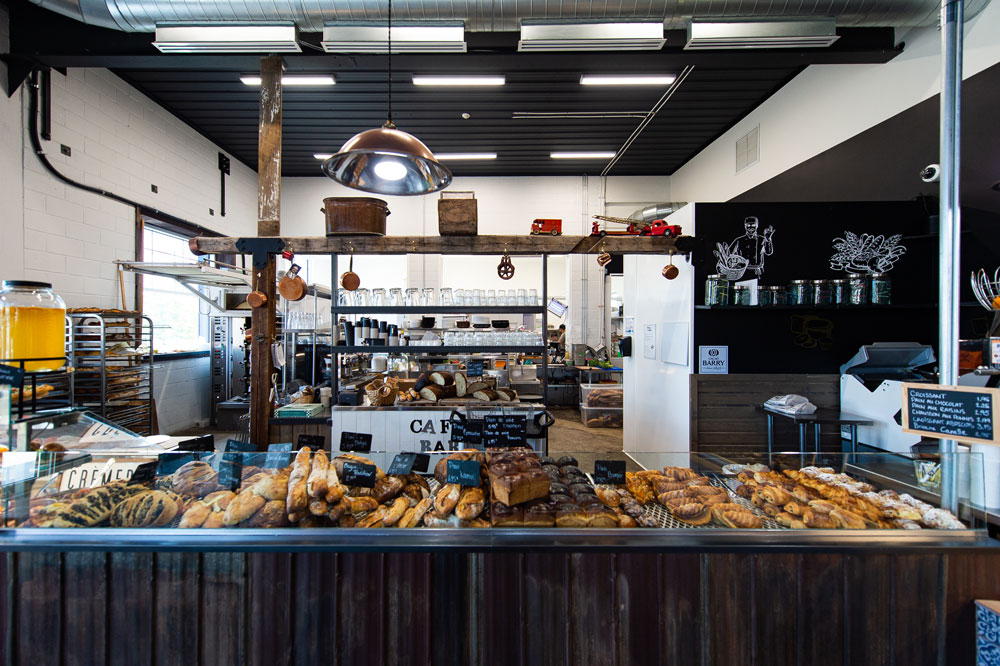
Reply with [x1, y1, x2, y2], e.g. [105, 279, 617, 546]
[341, 461, 377, 488]
[0, 365, 25, 387]
[450, 418, 466, 443]
[340, 431, 373, 453]
[902, 382, 999, 444]
[593, 460, 626, 485]
[225, 439, 263, 467]
[446, 459, 481, 487]
[264, 443, 294, 469]
[483, 414, 527, 448]
[467, 360, 484, 377]
[298, 434, 326, 450]
[387, 452, 431, 476]
[463, 421, 484, 446]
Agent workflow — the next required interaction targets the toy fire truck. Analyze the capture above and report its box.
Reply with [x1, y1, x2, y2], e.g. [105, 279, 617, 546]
[530, 219, 562, 235]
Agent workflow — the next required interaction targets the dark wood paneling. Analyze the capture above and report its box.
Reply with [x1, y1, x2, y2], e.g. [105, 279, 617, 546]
[2, 549, 1000, 665]
[248, 553, 294, 666]
[14, 552, 62, 666]
[202, 552, 246, 665]
[691, 374, 841, 454]
[61, 552, 107, 666]
[290, 552, 338, 666]
[108, 552, 154, 665]
[337, 554, 386, 666]
[800, 554, 846, 666]
[153, 552, 200, 666]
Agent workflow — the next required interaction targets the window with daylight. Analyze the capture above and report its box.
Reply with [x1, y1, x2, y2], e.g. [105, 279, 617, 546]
[141, 226, 209, 353]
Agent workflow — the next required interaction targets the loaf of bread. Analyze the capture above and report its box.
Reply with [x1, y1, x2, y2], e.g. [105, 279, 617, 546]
[110, 490, 181, 527]
[585, 388, 623, 408]
[488, 450, 550, 506]
[306, 449, 330, 500]
[454, 487, 486, 520]
[285, 447, 312, 521]
[430, 371, 455, 386]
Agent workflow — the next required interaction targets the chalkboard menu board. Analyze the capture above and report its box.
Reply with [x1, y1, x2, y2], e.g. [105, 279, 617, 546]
[341, 461, 377, 488]
[0, 365, 25, 386]
[340, 431, 373, 453]
[451, 419, 484, 447]
[901, 382, 999, 444]
[483, 414, 527, 448]
[387, 452, 430, 476]
[467, 360, 484, 377]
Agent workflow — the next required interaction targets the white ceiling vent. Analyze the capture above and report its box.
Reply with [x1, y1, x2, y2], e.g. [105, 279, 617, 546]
[153, 25, 301, 53]
[736, 126, 760, 173]
[686, 20, 839, 49]
[519, 22, 665, 51]
[322, 24, 467, 53]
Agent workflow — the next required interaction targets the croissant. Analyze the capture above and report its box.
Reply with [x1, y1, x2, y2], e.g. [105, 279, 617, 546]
[829, 508, 867, 530]
[757, 485, 792, 506]
[807, 499, 839, 514]
[783, 500, 809, 516]
[774, 511, 806, 529]
[803, 510, 838, 529]
[712, 504, 763, 529]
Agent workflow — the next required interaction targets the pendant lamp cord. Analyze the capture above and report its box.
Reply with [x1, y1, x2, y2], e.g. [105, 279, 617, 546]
[387, 0, 393, 124]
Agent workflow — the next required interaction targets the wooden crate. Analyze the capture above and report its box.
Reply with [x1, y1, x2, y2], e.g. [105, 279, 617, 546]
[438, 193, 478, 236]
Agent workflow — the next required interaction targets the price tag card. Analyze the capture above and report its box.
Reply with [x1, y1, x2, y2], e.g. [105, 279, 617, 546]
[0, 364, 25, 387]
[298, 434, 326, 451]
[130, 461, 158, 485]
[483, 414, 527, 448]
[156, 452, 197, 477]
[450, 419, 466, 443]
[264, 443, 294, 469]
[446, 459, 481, 487]
[225, 439, 263, 467]
[220, 440, 257, 488]
[387, 452, 430, 476]
[467, 359, 484, 377]
[341, 460, 377, 488]
[340, 431, 373, 453]
[464, 421, 484, 446]
[593, 460, 626, 485]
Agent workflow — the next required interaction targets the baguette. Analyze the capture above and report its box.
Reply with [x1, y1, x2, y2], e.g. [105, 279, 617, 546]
[306, 449, 330, 500]
[285, 448, 312, 520]
[382, 496, 410, 527]
[398, 497, 432, 528]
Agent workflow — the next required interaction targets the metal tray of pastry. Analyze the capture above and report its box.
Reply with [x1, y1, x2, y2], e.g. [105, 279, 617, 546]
[639, 476, 783, 530]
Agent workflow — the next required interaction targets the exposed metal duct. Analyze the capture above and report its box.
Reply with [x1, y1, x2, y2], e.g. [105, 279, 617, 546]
[631, 203, 688, 222]
[28, 0, 992, 33]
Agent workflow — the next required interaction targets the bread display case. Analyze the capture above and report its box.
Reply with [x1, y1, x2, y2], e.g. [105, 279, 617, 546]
[0, 445, 988, 550]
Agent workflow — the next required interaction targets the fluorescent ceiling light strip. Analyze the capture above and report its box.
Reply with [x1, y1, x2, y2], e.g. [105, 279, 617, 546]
[514, 111, 647, 119]
[412, 75, 505, 86]
[434, 153, 497, 160]
[580, 74, 676, 86]
[153, 25, 301, 53]
[550, 151, 617, 159]
[241, 75, 336, 86]
[314, 153, 334, 160]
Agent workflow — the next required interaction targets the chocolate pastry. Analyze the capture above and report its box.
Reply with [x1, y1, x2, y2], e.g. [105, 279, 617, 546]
[549, 493, 572, 505]
[523, 500, 555, 527]
[555, 504, 588, 528]
[490, 502, 524, 527]
[560, 465, 582, 477]
[585, 504, 619, 527]
[556, 456, 578, 467]
[539, 457, 557, 466]
[549, 482, 569, 496]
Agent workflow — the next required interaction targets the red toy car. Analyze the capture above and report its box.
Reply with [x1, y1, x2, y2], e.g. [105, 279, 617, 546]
[531, 219, 562, 235]
[646, 220, 682, 237]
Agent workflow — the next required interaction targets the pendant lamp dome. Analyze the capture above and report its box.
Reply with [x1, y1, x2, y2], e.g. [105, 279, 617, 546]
[321, 0, 452, 196]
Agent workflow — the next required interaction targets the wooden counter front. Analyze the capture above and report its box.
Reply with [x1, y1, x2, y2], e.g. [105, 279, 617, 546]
[4, 549, 998, 665]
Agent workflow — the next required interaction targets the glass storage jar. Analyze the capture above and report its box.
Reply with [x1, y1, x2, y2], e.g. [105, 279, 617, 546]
[848, 273, 869, 305]
[0, 280, 67, 371]
[733, 285, 752, 306]
[757, 285, 774, 307]
[705, 275, 729, 306]
[871, 273, 892, 304]
[812, 280, 832, 306]
[831, 279, 848, 305]
[789, 280, 813, 306]
[769, 286, 787, 306]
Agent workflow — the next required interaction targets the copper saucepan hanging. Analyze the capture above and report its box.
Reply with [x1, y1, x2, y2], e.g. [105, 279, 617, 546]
[662, 254, 679, 280]
[278, 263, 307, 301]
[341, 254, 361, 291]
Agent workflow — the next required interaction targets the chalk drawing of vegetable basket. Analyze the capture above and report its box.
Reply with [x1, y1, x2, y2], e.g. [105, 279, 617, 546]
[713, 242, 749, 280]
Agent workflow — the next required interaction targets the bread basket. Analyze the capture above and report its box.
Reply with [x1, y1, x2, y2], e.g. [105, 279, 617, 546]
[365, 376, 398, 406]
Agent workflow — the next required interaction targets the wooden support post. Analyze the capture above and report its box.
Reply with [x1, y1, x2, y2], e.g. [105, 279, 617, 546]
[250, 55, 282, 449]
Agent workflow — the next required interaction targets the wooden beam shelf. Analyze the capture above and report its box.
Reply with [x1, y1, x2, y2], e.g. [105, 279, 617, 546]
[191, 234, 693, 256]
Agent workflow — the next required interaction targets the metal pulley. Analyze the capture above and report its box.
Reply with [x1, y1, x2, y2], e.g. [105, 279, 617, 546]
[498, 250, 515, 280]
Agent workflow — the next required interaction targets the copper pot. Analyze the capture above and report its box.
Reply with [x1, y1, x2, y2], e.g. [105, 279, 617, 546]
[322, 197, 390, 236]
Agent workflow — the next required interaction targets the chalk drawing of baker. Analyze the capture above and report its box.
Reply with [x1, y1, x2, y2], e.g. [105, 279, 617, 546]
[727, 216, 774, 277]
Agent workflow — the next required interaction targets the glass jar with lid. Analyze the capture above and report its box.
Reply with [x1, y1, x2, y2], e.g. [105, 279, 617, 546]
[871, 273, 892, 304]
[831, 279, 848, 305]
[812, 280, 833, 306]
[769, 285, 787, 306]
[0, 280, 67, 371]
[733, 284, 753, 306]
[789, 280, 813, 306]
[705, 275, 729, 307]
[757, 284, 774, 307]
[848, 273, 869, 305]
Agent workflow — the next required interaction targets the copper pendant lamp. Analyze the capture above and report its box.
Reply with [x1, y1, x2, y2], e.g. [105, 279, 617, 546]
[321, 0, 452, 196]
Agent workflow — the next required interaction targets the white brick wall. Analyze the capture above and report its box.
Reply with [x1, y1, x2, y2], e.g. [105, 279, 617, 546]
[3, 68, 258, 309]
[152, 356, 211, 433]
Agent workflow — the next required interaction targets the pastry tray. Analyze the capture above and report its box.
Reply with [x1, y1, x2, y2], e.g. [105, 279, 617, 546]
[638, 475, 784, 530]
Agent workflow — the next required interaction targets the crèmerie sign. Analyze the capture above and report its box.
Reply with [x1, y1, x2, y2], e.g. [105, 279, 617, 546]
[699, 346, 729, 374]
